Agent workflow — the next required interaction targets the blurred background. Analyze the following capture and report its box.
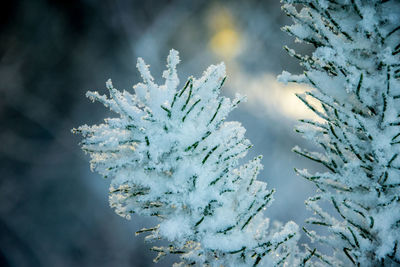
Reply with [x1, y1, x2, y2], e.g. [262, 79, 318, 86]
[0, 0, 324, 266]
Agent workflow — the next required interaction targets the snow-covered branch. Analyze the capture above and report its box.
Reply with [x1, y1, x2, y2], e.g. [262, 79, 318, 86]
[73, 50, 300, 266]
[281, 0, 400, 265]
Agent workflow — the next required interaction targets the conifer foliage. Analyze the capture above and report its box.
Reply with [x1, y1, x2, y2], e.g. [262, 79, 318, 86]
[280, 0, 400, 266]
[73, 50, 300, 266]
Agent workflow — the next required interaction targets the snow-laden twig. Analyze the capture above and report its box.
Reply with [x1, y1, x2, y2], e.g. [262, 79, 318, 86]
[281, 0, 400, 266]
[73, 50, 300, 266]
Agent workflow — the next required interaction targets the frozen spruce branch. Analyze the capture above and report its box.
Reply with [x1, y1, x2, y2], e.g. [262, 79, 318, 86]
[280, 0, 400, 266]
[73, 50, 301, 266]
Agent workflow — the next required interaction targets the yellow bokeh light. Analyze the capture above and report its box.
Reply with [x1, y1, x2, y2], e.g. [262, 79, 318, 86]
[207, 5, 242, 59]
[210, 28, 241, 59]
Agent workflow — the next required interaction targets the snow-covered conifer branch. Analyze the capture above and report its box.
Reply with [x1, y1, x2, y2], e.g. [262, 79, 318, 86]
[281, 0, 400, 266]
[73, 50, 300, 266]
